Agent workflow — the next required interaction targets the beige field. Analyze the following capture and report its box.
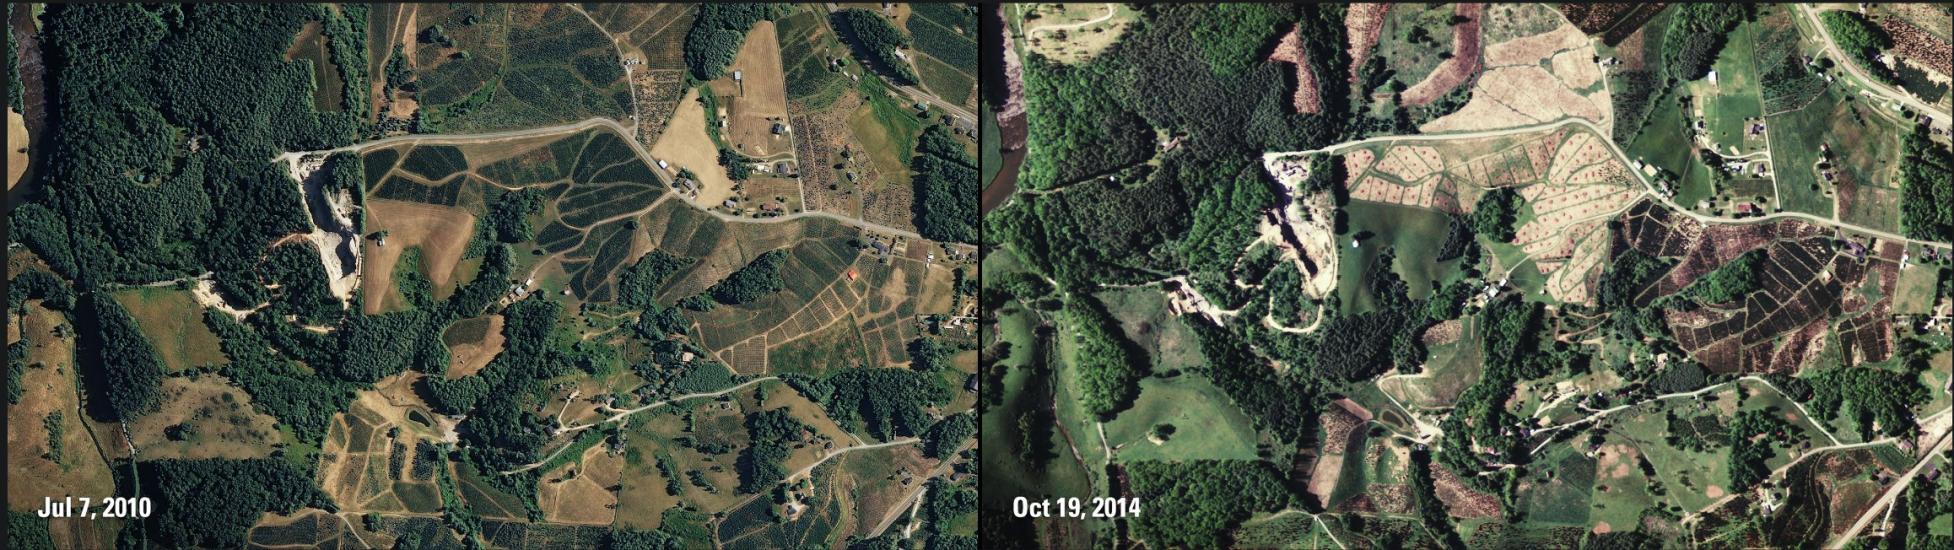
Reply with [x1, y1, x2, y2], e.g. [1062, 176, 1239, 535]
[614, 436, 683, 530]
[125, 375, 282, 460]
[6, 303, 118, 511]
[444, 314, 506, 379]
[1422, 16, 1613, 135]
[7, 108, 26, 189]
[538, 445, 623, 525]
[361, 199, 478, 314]
[113, 287, 230, 371]
[741, 175, 805, 213]
[652, 88, 738, 206]
[709, 21, 794, 159]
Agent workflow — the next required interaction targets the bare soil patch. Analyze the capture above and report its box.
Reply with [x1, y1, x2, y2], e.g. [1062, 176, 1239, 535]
[1268, 25, 1322, 114]
[443, 314, 506, 379]
[709, 21, 794, 159]
[652, 88, 738, 206]
[361, 199, 478, 314]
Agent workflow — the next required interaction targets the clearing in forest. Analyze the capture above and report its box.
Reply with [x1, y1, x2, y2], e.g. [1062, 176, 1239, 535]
[360, 199, 479, 314]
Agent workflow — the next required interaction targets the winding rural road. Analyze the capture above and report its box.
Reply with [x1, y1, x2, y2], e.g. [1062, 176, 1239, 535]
[501, 377, 779, 475]
[285, 117, 973, 248]
[819, 3, 977, 124]
[1793, 5, 1951, 122]
[1830, 408, 1953, 547]
[1019, 3, 1119, 36]
[1266, 117, 1954, 250]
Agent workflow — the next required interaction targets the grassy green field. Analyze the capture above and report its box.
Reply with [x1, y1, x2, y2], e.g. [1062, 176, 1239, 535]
[980, 101, 1002, 186]
[1102, 374, 1261, 463]
[1336, 200, 1458, 312]
[977, 326, 1094, 549]
[1518, 446, 1597, 525]
[1095, 287, 1204, 373]
[847, 76, 925, 189]
[1692, 23, 1764, 155]
[112, 287, 230, 372]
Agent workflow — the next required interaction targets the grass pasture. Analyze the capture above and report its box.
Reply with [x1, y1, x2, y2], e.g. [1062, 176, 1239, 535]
[1102, 374, 1261, 463]
[442, 314, 506, 379]
[1094, 287, 1204, 373]
[1689, 23, 1764, 155]
[112, 287, 228, 371]
[6, 303, 119, 512]
[1337, 200, 1457, 312]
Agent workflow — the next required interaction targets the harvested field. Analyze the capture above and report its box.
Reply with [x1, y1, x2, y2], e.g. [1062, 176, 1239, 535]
[360, 199, 478, 314]
[1268, 25, 1321, 114]
[1403, 3, 1484, 106]
[1424, 16, 1612, 134]
[1620, 201, 1887, 373]
[125, 375, 281, 460]
[6, 109, 25, 189]
[442, 314, 506, 379]
[793, 93, 860, 218]
[708, 21, 795, 159]
[633, 69, 690, 148]
[1345, 4, 1390, 80]
[651, 88, 738, 206]
[1878, 14, 1953, 77]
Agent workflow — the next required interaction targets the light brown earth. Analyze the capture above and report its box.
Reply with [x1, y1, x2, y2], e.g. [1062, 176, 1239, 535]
[709, 21, 794, 159]
[445, 314, 506, 379]
[124, 375, 282, 459]
[361, 199, 478, 314]
[651, 88, 738, 206]
[1421, 17, 1613, 135]
[7, 108, 26, 189]
[1403, 3, 1484, 105]
[6, 303, 118, 511]
[538, 445, 622, 525]
[1268, 26, 1322, 114]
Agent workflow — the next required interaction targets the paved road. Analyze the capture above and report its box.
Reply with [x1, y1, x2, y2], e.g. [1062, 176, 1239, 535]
[1794, 5, 1951, 121]
[285, 117, 971, 247]
[1267, 117, 1953, 249]
[1831, 411, 1953, 546]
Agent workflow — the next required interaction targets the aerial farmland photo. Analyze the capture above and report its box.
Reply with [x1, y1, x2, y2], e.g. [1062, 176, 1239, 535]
[8, 3, 976, 549]
[981, 3, 1952, 549]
